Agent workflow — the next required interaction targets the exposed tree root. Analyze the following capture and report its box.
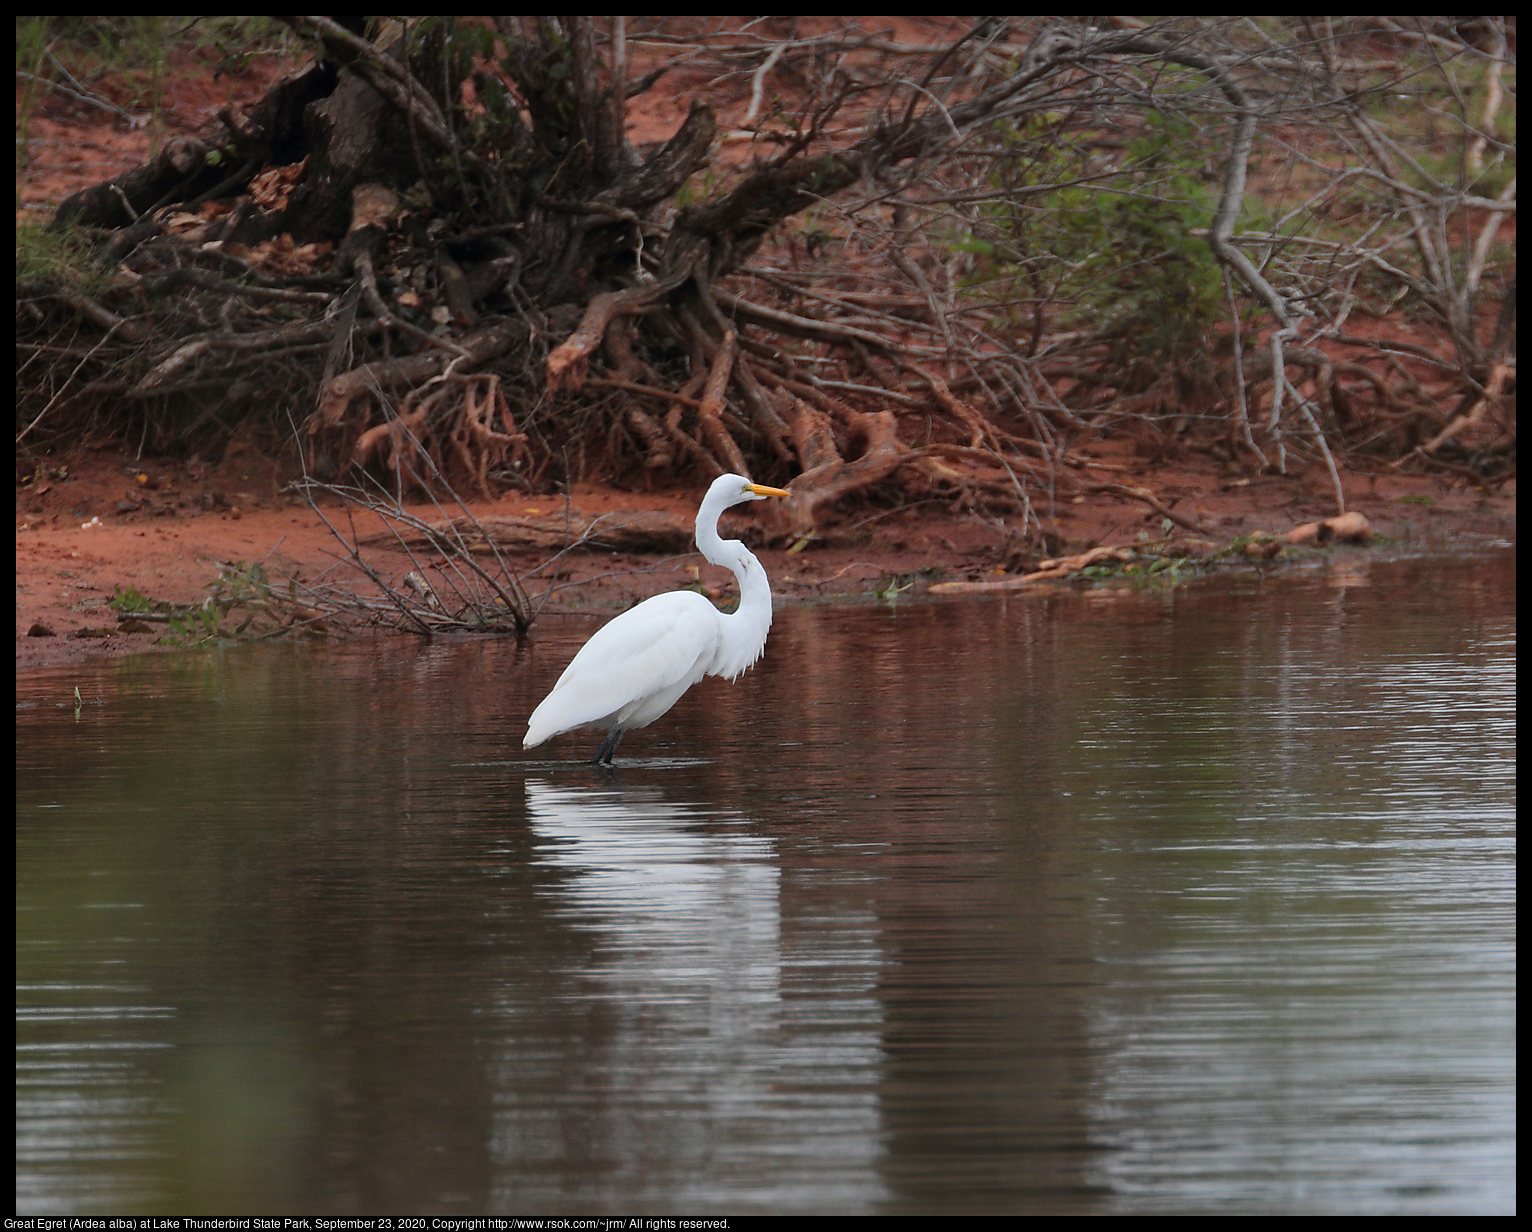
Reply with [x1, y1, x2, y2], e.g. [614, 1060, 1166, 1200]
[547, 280, 681, 395]
[774, 403, 907, 539]
[20, 16, 1514, 557]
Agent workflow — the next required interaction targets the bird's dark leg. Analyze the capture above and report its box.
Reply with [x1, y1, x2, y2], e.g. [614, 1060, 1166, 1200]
[590, 723, 625, 766]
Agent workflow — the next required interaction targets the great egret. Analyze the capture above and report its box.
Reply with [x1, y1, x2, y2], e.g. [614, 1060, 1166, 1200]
[524, 473, 791, 765]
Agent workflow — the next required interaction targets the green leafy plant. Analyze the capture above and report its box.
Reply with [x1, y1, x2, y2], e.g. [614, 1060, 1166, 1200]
[108, 585, 154, 614]
[113, 561, 309, 647]
[165, 598, 224, 645]
[959, 107, 1227, 390]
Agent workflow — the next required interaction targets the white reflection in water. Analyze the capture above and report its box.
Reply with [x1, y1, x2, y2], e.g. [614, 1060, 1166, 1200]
[16, 1036, 175, 1213]
[488, 780, 887, 1212]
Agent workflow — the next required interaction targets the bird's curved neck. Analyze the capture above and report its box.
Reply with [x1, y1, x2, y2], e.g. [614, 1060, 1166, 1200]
[697, 495, 773, 679]
[695, 496, 733, 570]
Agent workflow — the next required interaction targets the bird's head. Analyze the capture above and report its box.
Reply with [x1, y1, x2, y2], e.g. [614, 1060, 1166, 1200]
[712, 473, 790, 509]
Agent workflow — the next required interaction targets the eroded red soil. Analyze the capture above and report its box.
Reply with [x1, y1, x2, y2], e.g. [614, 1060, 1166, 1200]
[17, 20, 1515, 671]
[16, 439, 1513, 670]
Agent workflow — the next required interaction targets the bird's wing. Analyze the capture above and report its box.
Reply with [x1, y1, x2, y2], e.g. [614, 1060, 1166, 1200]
[524, 593, 721, 746]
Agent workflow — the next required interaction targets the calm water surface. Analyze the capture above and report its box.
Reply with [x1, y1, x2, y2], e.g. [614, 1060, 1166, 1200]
[16, 551, 1515, 1215]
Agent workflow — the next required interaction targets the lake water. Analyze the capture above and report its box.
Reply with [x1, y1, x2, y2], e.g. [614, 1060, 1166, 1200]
[16, 549, 1515, 1215]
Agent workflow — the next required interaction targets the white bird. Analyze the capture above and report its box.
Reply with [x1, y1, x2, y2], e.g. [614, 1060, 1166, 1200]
[524, 473, 791, 765]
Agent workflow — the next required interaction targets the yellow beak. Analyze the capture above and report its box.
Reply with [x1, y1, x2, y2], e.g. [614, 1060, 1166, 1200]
[746, 484, 791, 497]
